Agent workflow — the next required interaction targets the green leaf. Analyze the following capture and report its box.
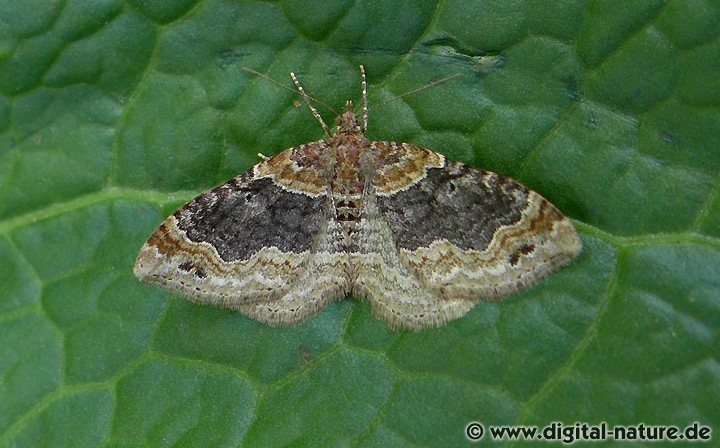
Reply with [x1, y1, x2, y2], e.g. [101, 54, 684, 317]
[1, 0, 718, 447]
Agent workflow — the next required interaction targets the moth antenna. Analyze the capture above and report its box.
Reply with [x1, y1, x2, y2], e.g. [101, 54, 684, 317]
[291, 71, 332, 137]
[242, 67, 337, 116]
[360, 65, 368, 132]
[371, 73, 463, 110]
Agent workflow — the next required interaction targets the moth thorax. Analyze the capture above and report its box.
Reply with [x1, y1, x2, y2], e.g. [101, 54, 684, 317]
[336, 101, 362, 134]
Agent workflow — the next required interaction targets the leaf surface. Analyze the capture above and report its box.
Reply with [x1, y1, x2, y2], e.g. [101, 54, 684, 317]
[1, 0, 718, 446]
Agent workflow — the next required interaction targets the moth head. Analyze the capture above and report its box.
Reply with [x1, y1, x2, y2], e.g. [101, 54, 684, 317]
[336, 101, 362, 134]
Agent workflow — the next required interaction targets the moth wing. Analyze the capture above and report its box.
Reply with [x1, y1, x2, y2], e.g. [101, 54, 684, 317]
[134, 142, 350, 324]
[379, 143, 581, 300]
[356, 142, 581, 330]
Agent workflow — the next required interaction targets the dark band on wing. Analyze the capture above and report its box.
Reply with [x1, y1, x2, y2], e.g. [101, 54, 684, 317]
[174, 177, 326, 261]
[376, 160, 530, 251]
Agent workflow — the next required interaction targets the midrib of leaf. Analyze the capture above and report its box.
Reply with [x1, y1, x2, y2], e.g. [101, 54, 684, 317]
[0, 188, 196, 235]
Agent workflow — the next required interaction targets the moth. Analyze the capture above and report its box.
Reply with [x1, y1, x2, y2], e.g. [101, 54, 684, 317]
[134, 66, 581, 330]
